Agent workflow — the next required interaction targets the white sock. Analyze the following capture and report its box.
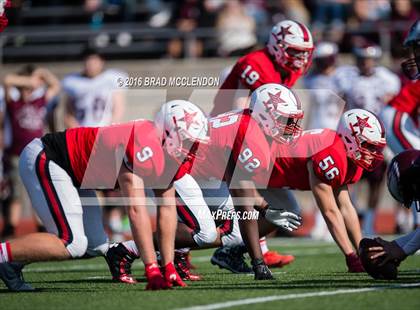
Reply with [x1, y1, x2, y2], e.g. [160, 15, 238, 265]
[122, 240, 139, 256]
[0, 242, 12, 263]
[259, 237, 269, 255]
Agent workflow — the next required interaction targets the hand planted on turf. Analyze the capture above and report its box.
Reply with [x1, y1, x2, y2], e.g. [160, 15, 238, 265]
[163, 262, 187, 288]
[264, 208, 302, 231]
[145, 262, 169, 290]
[368, 237, 407, 266]
[252, 259, 274, 280]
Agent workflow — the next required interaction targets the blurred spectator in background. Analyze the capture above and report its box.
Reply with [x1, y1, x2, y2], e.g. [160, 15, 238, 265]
[62, 47, 127, 241]
[271, 0, 310, 26]
[390, 0, 419, 61]
[311, 0, 350, 43]
[345, 0, 391, 51]
[335, 44, 401, 236]
[216, 0, 256, 57]
[1, 65, 60, 238]
[167, 0, 222, 58]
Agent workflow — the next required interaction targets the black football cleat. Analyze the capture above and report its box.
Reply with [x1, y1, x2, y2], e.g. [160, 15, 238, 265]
[105, 243, 138, 284]
[174, 250, 201, 281]
[211, 246, 252, 274]
[252, 259, 274, 280]
[0, 262, 34, 292]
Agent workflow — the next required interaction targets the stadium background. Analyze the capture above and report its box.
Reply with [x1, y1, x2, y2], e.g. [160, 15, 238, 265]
[0, 0, 418, 238]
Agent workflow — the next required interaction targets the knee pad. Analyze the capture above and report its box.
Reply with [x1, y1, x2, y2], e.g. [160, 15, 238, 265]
[66, 235, 88, 258]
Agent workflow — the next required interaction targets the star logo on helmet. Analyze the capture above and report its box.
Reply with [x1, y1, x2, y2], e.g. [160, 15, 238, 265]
[354, 116, 372, 134]
[179, 109, 198, 130]
[278, 25, 293, 40]
[263, 91, 286, 111]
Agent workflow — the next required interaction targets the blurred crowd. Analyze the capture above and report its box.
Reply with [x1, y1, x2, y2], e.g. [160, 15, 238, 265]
[3, 0, 419, 59]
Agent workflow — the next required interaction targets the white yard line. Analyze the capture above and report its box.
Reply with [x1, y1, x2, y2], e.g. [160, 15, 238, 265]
[178, 283, 420, 310]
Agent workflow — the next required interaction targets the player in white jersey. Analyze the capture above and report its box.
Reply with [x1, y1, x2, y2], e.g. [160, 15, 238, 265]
[63, 47, 127, 128]
[335, 44, 400, 115]
[304, 42, 343, 131]
[335, 44, 401, 236]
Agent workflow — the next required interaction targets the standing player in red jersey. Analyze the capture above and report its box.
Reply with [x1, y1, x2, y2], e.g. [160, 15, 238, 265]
[0, 101, 209, 291]
[380, 20, 420, 154]
[211, 19, 314, 117]
[245, 108, 387, 272]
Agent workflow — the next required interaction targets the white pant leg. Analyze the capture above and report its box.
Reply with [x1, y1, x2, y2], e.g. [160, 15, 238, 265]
[19, 138, 88, 258]
[175, 174, 217, 246]
[202, 181, 243, 247]
[79, 189, 109, 256]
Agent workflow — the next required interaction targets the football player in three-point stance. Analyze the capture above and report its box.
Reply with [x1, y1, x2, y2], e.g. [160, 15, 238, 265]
[212, 19, 314, 268]
[0, 101, 209, 291]
[243, 108, 387, 272]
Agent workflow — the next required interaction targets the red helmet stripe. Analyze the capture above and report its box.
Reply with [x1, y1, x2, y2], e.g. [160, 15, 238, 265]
[295, 21, 310, 42]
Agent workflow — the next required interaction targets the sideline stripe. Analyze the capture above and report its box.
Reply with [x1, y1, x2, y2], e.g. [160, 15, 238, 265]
[178, 283, 420, 310]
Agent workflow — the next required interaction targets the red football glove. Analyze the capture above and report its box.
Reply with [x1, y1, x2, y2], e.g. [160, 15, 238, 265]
[163, 262, 187, 288]
[346, 252, 365, 273]
[144, 262, 169, 290]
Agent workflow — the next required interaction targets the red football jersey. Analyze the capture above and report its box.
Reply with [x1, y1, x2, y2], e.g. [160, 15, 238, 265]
[66, 120, 165, 188]
[264, 129, 364, 190]
[389, 80, 420, 126]
[188, 109, 270, 183]
[211, 48, 303, 116]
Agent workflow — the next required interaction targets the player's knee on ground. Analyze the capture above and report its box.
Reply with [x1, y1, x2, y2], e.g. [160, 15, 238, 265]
[192, 224, 218, 246]
[66, 235, 88, 258]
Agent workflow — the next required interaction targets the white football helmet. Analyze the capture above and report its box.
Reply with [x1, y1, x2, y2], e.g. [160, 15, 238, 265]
[337, 109, 386, 171]
[267, 20, 314, 73]
[250, 83, 304, 144]
[154, 100, 209, 159]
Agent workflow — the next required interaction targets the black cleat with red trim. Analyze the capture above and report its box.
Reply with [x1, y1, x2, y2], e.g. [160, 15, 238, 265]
[105, 243, 139, 284]
[174, 250, 201, 281]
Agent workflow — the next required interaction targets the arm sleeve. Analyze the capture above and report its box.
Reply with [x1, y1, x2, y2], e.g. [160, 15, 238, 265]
[395, 228, 420, 256]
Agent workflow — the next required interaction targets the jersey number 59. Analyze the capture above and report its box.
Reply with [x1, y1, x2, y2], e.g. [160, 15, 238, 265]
[319, 156, 339, 180]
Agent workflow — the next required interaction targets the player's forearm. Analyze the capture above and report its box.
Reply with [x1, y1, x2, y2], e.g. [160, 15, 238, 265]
[3, 74, 32, 89]
[320, 207, 354, 255]
[231, 186, 263, 261]
[156, 205, 177, 265]
[339, 203, 362, 251]
[127, 204, 157, 264]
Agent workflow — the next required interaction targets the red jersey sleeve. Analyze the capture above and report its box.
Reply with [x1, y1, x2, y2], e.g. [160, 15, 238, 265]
[389, 80, 420, 123]
[311, 138, 348, 188]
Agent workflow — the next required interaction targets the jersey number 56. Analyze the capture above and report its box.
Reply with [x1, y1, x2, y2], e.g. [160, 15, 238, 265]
[319, 156, 339, 180]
